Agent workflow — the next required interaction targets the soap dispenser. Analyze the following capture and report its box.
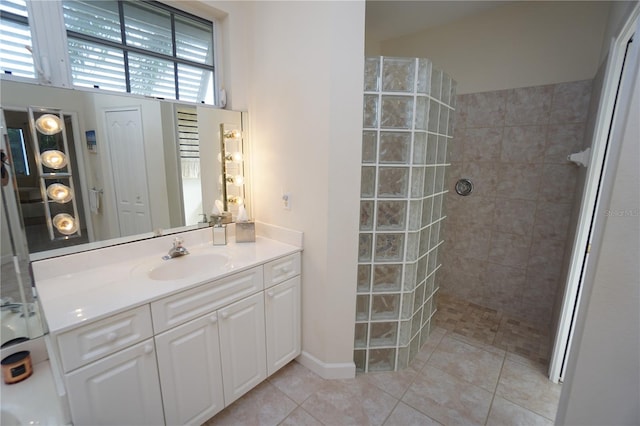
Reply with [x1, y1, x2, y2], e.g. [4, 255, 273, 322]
[212, 216, 227, 245]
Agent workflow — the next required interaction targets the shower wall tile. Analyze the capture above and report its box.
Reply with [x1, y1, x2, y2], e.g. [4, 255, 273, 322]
[528, 237, 565, 278]
[539, 164, 578, 203]
[545, 123, 586, 164]
[462, 127, 503, 162]
[495, 163, 542, 201]
[358, 265, 371, 293]
[463, 90, 507, 128]
[461, 162, 499, 196]
[360, 201, 374, 231]
[449, 228, 492, 261]
[505, 85, 553, 126]
[532, 201, 573, 241]
[364, 57, 381, 92]
[361, 167, 376, 198]
[487, 232, 532, 268]
[482, 263, 526, 313]
[492, 198, 537, 236]
[375, 233, 405, 261]
[550, 80, 592, 124]
[500, 126, 547, 163]
[363, 95, 379, 128]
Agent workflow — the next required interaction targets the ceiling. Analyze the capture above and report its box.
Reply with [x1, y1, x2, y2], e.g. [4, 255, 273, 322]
[365, 1, 510, 43]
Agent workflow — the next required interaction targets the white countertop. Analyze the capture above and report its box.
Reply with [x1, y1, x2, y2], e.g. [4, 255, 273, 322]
[33, 228, 301, 334]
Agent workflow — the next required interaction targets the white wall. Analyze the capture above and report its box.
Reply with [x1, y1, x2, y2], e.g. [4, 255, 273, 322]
[556, 3, 640, 424]
[376, 1, 610, 94]
[242, 1, 365, 375]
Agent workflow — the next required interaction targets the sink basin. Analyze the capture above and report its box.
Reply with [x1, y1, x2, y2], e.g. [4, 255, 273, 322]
[140, 253, 230, 281]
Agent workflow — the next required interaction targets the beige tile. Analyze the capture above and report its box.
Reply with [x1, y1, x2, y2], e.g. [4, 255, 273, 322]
[544, 123, 586, 164]
[481, 263, 526, 314]
[496, 359, 561, 420]
[539, 164, 578, 203]
[505, 85, 554, 126]
[206, 381, 296, 426]
[492, 198, 537, 237]
[460, 161, 499, 197]
[487, 231, 532, 268]
[462, 127, 503, 162]
[402, 366, 493, 425]
[487, 396, 554, 425]
[495, 163, 543, 201]
[427, 335, 504, 392]
[464, 90, 507, 128]
[301, 376, 398, 425]
[500, 125, 548, 164]
[359, 366, 419, 399]
[383, 402, 442, 426]
[550, 80, 592, 124]
[268, 361, 327, 405]
[279, 407, 323, 426]
[532, 201, 573, 241]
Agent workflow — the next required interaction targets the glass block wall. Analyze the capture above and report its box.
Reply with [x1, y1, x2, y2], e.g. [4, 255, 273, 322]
[355, 56, 456, 372]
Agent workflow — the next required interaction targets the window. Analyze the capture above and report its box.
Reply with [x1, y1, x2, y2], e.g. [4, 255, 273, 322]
[7, 127, 31, 176]
[63, 0, 215, 104]
[0, 0, 35, 78]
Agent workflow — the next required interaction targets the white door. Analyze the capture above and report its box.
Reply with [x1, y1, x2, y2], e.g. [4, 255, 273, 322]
[549, 13, 640, 382]
[65, 339, 164, 426]
[218, 292, 267, 405]
[105, 108, 152, 237]
[265, 277, 301, 376]
[155, 312, 225, 426]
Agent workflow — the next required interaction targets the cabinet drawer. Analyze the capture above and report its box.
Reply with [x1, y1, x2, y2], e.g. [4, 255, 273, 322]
[264, 253, 301, 288]
[151, 266, 264, 334]
[57, 304, 153, 373]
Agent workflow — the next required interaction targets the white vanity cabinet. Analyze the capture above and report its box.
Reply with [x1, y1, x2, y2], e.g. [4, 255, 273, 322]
[155, 312, 225, 426]
[264, 254, 301, 376]
[48, 250, 302, 426]
[65, 339, 164, 426]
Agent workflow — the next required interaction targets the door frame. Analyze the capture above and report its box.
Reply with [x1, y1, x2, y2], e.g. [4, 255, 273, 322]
[549, 5, 640, 383]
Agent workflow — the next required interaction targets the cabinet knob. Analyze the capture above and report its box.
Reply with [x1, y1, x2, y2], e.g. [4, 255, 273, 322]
[107, 332, 117, 342]
[210, 315, 218, 323]
[144, 344, 153, 355]
[267, 291, 275, 298]
[221, 312, 229, 319]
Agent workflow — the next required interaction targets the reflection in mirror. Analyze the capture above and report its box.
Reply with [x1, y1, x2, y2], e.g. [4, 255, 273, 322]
[0, 78, 249, 344]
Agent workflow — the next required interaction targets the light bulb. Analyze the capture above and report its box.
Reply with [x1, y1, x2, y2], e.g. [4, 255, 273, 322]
[234, 175, 244, 186]
[53, 213, 78, 235]
[224, 129, 241, 139]
[232, 151, 243, 163]
[35, 114, 63, 135]
[46, 183, 73, 203]
[40, 150, 68, 169]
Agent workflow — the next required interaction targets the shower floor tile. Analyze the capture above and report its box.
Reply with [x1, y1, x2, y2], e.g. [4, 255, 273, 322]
[435, 292, 550, 365]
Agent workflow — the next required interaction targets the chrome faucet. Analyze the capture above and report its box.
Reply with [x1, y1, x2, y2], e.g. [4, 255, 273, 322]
[163, 237, 189, 260]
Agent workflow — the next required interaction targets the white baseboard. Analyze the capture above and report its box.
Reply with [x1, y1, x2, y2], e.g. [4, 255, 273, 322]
[296, 350, 355, 380]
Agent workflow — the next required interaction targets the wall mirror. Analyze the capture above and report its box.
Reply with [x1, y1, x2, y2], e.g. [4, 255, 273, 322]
[0, 78, 249, 346]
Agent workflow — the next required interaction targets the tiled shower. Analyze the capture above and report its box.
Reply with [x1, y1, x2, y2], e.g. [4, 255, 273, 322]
[355, 56, 456, 372]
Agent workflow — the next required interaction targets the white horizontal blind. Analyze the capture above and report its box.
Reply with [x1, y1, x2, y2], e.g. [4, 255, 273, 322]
[62, 0, 215, 104]
[177, 108, 199, 159]
[0, 0, 35, 78]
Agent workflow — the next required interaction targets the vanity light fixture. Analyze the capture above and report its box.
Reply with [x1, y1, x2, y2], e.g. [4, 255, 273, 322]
[40, 150, 68, 170]
[35, 114, 64, 135]
[52, 213, 79, 235]
[29, 107, 82, 240]
[46, 183, 73, 203]
[220, 123, 247, 217]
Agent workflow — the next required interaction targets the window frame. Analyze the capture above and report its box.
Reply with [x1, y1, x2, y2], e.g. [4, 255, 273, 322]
[63, 0, 217, 104]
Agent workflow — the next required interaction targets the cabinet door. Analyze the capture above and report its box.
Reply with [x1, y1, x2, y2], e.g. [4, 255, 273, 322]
[265, 276, 301, 376]
[218, 292, 267, 405]
[155, 312, 225, 426]
[65, 339, 164, 426]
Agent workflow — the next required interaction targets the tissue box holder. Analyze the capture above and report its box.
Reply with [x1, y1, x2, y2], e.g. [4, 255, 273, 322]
[236, 221, 255, 243]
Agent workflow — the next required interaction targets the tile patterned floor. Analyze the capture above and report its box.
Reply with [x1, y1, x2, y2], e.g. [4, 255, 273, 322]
[204, 294, 561, 426]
